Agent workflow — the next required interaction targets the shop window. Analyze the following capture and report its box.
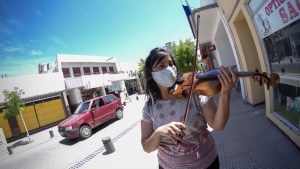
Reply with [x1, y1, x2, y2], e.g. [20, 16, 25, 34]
[62, 68, 70, 78]
[73, 67, 81, 77]
[263, 19, 300, 129]
[248, 0, 265, 14]
[93, 67, 100, 74]
[109, 66, 114, 73]
[274, 83, 300, 128]
[263, 20, 300, 74]
[83, 67, 91, 75]
[102, 67, 107, 74]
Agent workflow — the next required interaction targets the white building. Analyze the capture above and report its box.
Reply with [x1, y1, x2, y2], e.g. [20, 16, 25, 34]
[46, 54, 140, 114]
[187, 0, 246, 100]
[0, 54, 140, 141]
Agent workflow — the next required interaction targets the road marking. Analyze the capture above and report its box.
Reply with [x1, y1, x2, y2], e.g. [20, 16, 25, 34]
[68, 120, 140, 169]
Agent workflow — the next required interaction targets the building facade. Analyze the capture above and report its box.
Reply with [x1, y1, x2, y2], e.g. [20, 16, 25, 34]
[0, 54, 141, 142]
[192, 0, 299, 147]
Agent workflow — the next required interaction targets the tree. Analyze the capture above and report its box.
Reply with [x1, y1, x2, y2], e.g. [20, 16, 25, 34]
[171, 38, 202, 74]
[3, 87, 31, 142]
[137, 58, 146, 90]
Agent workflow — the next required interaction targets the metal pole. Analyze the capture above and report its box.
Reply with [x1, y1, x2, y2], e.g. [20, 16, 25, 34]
[20, 112, 31, 142]
[102, 136, 115, 154]
[7, 146, 13, 155]
[49, 130, 54, 138]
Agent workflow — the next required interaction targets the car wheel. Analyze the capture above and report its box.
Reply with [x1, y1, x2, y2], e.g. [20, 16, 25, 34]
[116, 109, 123, 120]
[79, 125, 92, 139]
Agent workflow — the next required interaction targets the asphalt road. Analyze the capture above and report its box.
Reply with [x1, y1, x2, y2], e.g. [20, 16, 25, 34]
[0, 94, 149, 169]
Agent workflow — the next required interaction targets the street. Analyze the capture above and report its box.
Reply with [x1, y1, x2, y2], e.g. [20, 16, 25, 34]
[1, 92, 300, 169]
[0, 94, 156, 169]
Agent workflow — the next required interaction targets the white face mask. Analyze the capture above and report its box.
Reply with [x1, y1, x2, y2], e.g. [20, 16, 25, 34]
[152, 66, 177, 87]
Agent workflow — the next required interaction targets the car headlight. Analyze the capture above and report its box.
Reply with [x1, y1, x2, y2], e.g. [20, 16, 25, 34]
[65, 126, 72, 131]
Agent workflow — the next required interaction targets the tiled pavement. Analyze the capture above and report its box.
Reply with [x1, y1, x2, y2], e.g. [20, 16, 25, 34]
[1, 92, 300, 169]
[81, 92, 300, 169]
[212, 91, 300, 169]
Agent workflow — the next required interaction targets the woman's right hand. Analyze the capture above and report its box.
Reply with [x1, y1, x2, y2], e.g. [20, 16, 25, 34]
[157, 122, 186, 143]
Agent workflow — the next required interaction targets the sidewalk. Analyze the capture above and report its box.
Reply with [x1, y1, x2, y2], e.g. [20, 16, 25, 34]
[78, 92, 300, 169]
[1, 92, 300, 169]
[69, 91, 300, 169]
[213, 91, 300, 169]
[71, 121, 158, 169]
[0, 125, 61, 161]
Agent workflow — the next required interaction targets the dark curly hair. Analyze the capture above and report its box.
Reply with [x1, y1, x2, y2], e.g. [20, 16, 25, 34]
[144, 47, 178, 106]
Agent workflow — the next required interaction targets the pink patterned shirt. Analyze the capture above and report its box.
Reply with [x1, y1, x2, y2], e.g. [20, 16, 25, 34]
[142, 94, 217, 169]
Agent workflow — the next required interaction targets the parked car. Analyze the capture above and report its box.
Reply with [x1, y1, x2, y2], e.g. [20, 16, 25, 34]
[58, 94, 124, 139]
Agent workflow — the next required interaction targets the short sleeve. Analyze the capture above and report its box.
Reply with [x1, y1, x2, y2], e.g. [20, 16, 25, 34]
[142, 102, 152, 123]
[198, 95, 212, 107]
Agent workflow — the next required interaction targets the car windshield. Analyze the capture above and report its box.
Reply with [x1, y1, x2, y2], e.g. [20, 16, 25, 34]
[73, 101, 90, 114]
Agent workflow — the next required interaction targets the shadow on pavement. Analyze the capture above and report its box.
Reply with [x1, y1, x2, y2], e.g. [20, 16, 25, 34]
[59, 138, 80, 145]
[11, 140, 29, 148]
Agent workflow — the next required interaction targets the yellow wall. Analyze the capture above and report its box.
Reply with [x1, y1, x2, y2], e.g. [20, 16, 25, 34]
[0, 113, 12, 139]
[35, 99, 66, 127]
[217, 0, 238, 21]
[231, 9, 265, 105]
[16, 105, 39, 133]
[1, 98, 66, 139]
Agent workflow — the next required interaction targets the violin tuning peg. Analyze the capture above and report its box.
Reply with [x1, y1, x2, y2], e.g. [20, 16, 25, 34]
[255, 69, 259, 73]
[259, 77, 263, 86]
[252, 76, 257, 82]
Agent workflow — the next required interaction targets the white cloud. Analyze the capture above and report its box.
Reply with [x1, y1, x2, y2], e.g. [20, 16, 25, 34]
[3, 46, 24, 53]
[7, 18, 26, 31]
[0, 55, 55, 77]
[34, 9, 42, 17]
[50, 37, 67, 47]
[0, 1, 8, 11]
[7, 18, 21, 27]
[30, 50, 43, 56]
[0, 22, 14, 35]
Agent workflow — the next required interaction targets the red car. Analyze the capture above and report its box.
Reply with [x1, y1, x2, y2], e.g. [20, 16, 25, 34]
[58, 94, 124, 139]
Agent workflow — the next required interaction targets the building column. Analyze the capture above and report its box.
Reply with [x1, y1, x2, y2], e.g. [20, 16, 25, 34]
[61, 91, 71, 117]
[69, 88, 82, 113]
[101, 87, 106, 96]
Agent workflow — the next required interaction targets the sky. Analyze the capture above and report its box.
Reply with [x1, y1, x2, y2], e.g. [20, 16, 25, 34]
[0, 0, 200, 77]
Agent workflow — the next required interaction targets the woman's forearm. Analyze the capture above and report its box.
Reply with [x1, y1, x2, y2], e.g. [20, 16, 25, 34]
[213, 93, 230, 131]
[142, 129, 162, 153]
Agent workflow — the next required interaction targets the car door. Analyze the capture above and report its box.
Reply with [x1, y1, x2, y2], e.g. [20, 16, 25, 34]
[103, 95, 117, 120]
[91, 98, 106, 126]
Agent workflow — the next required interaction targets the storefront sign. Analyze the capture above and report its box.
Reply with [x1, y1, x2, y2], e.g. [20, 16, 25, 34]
[65, 77, 83, 89]
[254, 0, 300, 38]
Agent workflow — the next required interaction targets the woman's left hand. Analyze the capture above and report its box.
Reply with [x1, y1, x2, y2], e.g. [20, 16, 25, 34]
[218, 66, 237, 95]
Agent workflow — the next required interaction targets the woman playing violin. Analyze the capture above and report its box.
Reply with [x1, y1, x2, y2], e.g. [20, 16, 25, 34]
[140, 47, 237, 169]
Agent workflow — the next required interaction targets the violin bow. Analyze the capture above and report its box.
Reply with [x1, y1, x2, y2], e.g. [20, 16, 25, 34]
[182, 15, 200, 124]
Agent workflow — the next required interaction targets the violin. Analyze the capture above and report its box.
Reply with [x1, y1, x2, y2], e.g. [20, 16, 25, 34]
[171, 68, 280, 99]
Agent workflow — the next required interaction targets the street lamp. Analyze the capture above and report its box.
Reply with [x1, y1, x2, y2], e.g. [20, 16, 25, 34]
[165, 42, 172, 52]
